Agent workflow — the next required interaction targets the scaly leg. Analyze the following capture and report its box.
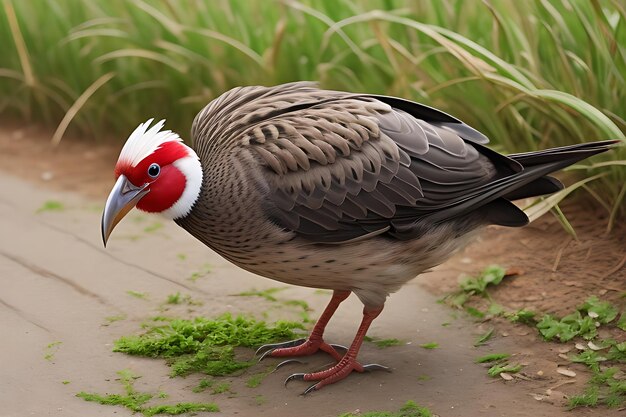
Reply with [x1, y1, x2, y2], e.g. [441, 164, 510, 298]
[285, 305, 389, 394]
[256, 290, 351, 362]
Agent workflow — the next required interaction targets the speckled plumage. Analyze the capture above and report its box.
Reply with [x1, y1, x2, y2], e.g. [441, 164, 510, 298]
[174, 82, 613, 308]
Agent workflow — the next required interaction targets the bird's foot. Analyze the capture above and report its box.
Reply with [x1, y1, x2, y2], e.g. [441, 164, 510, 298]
[285, 356, 390, 395]
[257, 337, 347, 362]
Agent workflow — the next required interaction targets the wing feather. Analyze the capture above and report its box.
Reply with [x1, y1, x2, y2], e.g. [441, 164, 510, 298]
[193, 83, 524, 243]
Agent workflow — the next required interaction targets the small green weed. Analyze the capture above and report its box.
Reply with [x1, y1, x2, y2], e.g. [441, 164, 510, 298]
[536, 296, 621, 343]
[166, 293, 183, 305]
[246, 369, 271, 388]
[236, 287, 286, 302]
[211, 382, 231, 395]
[77, 370, 219, 415]
[474, 352, 521, 377]
[143, 222, 164, 233]
[44, 341, 62, 361]
[487, 363, 522, 377]
[192, 378, 213, 393]
[104, 314, 126, 324]
[126, 290, 148, 299]
[505, 309, 537, 324]
[164, 292, 201, 306]
[339, 400, 432, 417]
[568, 386, 600, 408]
[36, 200, 64, 213]
[474, 328, 494, 346]
[236, 287, 313, 322]
[188, 264, 212, 282]
[419, 342, 439, 350]
[443, 265, 508, 315]
[459, 265, 507, 296]
[374, 338, 402, 349]
[579, 296, 619, 324]
[475, 353, 510, 363]
[365, 336, 403, 348]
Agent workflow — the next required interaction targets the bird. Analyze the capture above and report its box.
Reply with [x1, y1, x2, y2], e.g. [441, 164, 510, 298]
[101, 82, 618, 394]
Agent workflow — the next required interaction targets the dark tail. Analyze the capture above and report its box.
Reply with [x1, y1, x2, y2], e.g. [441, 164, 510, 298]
[429, 140, 621, 227]
[503, 140, 620, 201]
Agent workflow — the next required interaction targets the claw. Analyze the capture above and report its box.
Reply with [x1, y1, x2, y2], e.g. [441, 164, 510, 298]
[329, 343, 348, 352]
[284, 373, 306, 386]
[302, 383, 318, 396]
[258, 348, 276, 362]
[362, 363, 391, 373]
[255, 338, 306, 356]
[273, 359, 305, 372]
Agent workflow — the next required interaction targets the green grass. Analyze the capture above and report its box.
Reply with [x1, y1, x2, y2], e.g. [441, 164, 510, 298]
[36, 200, 64, 213]
[373, 338, 402, 348]
[104, 314, 127, 324]
[44, 341, 62, 361]
[113, 313, 303, 377]
[536, 296, 620, 342]
[164, 292, 201, 306]
[143, 221, 164, 233]
[475, 353, 510, 363]
[191, 378, 213, 393]
[187, 264, 212, 282]
[77, 369, 219, 415]
[236, 287, 314, 323]
[473, 328, 494, 347]
[235, 287, 287, 302]
[339, 400, 432, 417]
[0, 1, 624, 219]
[126, 290, 148, 299]
[449, 268, 626, 408]
[487, 362, 522, 377]
[444, 264, 508, 313]
[365, 336, 403, 348]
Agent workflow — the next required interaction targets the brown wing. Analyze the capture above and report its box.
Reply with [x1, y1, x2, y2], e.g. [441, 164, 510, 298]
[221, 84, 524, 243]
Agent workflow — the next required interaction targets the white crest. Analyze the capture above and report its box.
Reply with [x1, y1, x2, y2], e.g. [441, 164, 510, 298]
[118, 118, 182, 167]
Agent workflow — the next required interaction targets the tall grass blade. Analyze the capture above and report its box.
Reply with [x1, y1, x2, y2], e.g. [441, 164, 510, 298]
[51, 72, 115, 146]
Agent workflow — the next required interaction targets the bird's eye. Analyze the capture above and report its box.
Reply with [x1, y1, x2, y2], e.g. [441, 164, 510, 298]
[147, 163, 161, 178]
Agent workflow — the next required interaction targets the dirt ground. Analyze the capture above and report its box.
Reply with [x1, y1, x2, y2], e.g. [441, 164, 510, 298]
[0, 125, 624, 417]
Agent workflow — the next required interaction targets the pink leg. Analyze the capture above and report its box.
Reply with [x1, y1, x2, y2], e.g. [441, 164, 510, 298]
[285, 305, 387, 394]
[257, 290, 351, 361]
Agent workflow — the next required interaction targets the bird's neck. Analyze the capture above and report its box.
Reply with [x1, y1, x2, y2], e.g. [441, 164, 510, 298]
[174, 151, 274, 255]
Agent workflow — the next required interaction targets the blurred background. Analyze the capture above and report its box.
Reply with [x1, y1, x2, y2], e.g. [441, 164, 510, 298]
[0, 0, 624, 223]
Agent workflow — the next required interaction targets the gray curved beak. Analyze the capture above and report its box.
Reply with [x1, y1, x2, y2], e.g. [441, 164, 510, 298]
[101, 175, 150, 247]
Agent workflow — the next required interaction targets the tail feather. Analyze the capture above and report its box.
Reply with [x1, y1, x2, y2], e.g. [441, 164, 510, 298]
[427, 140, 620, 225]
[508, 140, 619, 166]
[502, 176, 563, 200]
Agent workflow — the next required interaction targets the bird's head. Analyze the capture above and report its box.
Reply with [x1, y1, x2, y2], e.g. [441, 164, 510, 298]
[101, 119, 203, 246]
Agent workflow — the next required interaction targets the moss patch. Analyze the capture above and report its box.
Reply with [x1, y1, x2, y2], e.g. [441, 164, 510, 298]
[113, 313, 303, 377]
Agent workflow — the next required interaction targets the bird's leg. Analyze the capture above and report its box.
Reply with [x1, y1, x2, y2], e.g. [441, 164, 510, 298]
[257, 290, 351, 361]
[285, 305, 388, 394]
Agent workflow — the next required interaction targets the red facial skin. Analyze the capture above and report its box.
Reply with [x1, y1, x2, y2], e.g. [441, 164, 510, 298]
[115, 141, 189, 213]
